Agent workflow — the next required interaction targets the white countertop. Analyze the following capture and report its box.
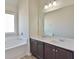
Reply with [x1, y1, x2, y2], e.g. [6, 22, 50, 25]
[30, 35, 74, 51]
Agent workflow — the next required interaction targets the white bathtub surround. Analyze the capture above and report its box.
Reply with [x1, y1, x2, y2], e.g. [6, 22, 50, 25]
[5, 37, 27, 50]
[5, 44, 28, 59]
[31, 35, 74, 51]
[5, 36, 31, 59]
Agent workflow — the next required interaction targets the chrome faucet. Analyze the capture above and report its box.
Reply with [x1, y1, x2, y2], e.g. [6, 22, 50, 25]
[52, 33, 55, 39]
[52, 33, 55, 37]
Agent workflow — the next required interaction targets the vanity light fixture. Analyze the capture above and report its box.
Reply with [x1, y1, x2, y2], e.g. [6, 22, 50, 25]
[48, 2, 52, 7]
[53, 0, 57, 6]
[44, 5, 48, 9]
[44, 0, 57, 9]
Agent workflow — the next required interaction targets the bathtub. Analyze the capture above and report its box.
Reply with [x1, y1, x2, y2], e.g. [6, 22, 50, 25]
[5, 37, 27, 50]
[5, 36, 30, 59]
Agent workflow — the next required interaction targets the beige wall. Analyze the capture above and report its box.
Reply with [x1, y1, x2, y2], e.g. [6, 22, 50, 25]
[44, 5, 74, 38]
[5, 5, 17, 12]
[29, 0, 44, 36]
[5, 0, 18, 12]
[18, 0, 29, 37]
[18, 0, 30, 55]
[29, 0, 39, 36]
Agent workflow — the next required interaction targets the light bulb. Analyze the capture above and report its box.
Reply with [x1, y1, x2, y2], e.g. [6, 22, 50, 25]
[44, 5, 48, 9]
[53, 1, 56, 6]
[49, 3, 52, 7]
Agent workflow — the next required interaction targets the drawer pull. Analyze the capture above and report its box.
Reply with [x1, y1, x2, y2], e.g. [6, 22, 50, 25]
[56, 50, 58, 52]
[52, 49, 55, 51]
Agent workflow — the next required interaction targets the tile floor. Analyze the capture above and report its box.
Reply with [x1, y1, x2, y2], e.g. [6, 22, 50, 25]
[20, 55, 37, 59]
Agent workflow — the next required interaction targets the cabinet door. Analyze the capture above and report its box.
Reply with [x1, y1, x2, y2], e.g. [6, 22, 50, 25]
[37, 41, 44, 59]
[56, 47, 74, 59]
[30, 39, 38, 57]
[45, 43, 55, 59]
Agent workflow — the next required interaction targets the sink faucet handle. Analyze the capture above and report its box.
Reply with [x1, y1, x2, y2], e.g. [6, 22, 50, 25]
[52, 33, 55, 37]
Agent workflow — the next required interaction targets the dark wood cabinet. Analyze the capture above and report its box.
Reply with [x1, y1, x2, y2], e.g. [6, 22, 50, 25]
[30, 38, 74, 59]
[44, 43, 74, 59]
[37, 41, 44, 59]
[44, 43, 55, 59]
[30, 38, 44, 59]
[30, 39, 38, 57]
[55, 47, 73, 59]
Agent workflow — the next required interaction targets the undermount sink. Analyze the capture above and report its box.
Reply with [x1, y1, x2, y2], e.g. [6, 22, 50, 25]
[58, 39, 65, 42]
[42, 36, 69, 43]
[50, 38, 66, 43]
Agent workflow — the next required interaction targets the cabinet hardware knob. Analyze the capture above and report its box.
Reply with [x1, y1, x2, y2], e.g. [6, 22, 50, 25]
[52, 49, 55, 51]
[56, 50, 58, 52]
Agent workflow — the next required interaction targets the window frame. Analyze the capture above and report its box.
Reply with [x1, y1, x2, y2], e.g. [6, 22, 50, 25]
[5, 10, 18, 36]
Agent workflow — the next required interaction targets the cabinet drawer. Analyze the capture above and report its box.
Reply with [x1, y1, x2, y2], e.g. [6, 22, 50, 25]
[44, 43, 55, 59]
[55, 47, 74, 59]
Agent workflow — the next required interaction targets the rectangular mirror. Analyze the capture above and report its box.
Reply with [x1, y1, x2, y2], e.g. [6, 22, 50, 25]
[44, 5, 74, 38]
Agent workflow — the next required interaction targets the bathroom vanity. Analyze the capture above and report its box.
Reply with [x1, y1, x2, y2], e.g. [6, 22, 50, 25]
[30, 36, 74, 59]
